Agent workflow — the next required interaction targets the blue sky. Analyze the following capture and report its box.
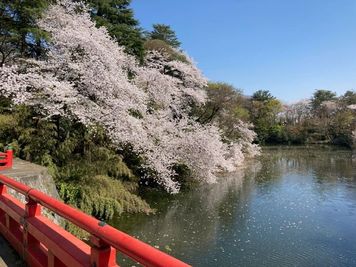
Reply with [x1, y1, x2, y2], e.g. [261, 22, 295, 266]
[131, 0, 356, 102]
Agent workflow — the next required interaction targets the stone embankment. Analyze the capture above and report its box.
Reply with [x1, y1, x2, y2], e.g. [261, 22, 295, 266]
[0, 158, 61, 266]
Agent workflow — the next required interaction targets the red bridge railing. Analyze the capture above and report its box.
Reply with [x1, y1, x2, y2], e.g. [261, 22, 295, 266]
[0, 148, 13, 170]
[0, 148, 190, 267]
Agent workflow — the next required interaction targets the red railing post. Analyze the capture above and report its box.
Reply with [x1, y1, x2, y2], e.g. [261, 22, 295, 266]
[0, 182, 8, 231]
[0, 182, 6, 195]
[5, 147, 13, 169]
[90, 234, 118, 267]
[0, 146, 13, 170]
[24, 196, 42, 264]
[25, 197, 41, 217]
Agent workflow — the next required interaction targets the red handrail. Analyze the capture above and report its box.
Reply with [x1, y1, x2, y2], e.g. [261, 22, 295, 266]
[0, 149, 190, 267]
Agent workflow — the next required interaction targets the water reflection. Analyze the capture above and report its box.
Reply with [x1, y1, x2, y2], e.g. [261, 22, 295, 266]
[113, 146, 356, 267]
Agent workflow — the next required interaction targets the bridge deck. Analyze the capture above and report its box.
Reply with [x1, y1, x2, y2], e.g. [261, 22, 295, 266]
[0, 235, 24, 267]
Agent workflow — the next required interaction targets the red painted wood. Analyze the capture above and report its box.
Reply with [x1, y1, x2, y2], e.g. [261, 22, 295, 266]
[0, 148, 191, 267]
[0, 149, 13, 170]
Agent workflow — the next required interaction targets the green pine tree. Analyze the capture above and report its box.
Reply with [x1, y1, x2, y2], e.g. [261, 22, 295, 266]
[148, 24, 181, 48]
[0, 0, 51, 65]
[86, 0, 145, 60]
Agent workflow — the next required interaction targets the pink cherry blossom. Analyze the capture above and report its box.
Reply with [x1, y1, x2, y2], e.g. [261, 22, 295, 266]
[0, 0, 259, 193]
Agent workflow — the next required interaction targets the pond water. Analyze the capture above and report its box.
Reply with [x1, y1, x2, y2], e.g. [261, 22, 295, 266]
[113, 146, 356, 267]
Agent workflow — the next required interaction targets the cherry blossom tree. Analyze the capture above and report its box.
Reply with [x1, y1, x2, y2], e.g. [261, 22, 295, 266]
[280, 100, 311, 125]
[0, 0, 259, 193]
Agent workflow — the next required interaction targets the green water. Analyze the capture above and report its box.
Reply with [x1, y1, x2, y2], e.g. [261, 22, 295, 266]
[113, 146, 356, 267]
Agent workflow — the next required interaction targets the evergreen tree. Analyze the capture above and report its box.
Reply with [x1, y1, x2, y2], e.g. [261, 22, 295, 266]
[252, 90, 275, 102]
[0, 0, 51, 65]
[341, 90, 356, 105]
[250, 90, 283, 144]
[86, 0, 145, 60]
[148, 24, 181, 48]
[0, 0, 145, 63]
[311, 89, 337, 110]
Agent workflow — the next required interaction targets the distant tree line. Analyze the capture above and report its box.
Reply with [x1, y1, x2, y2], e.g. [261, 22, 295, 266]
[199, 85, 356, 147]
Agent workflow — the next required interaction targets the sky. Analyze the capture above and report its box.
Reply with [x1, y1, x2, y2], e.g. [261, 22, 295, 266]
[131, 0, 356, 102]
